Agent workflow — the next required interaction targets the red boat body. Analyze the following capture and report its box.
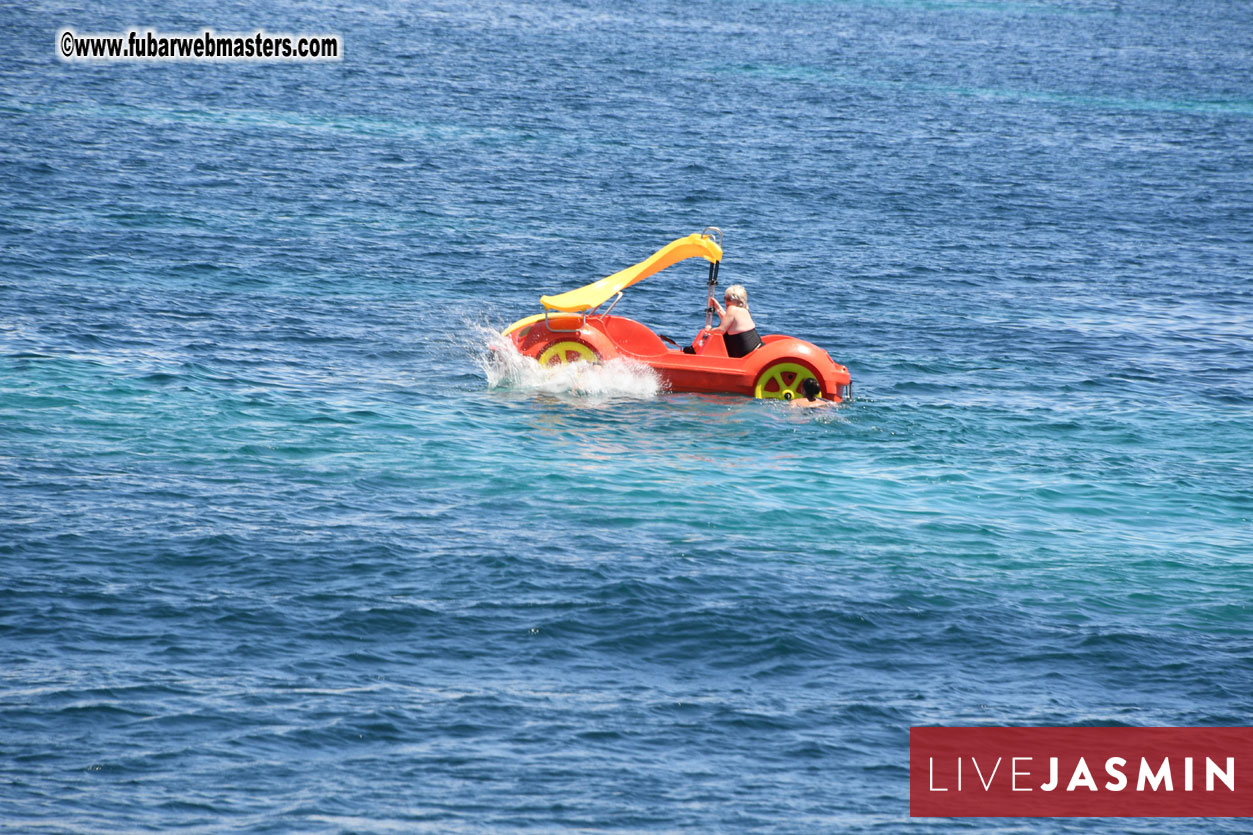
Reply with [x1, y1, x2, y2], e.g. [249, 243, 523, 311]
[506, 313, 852, 402]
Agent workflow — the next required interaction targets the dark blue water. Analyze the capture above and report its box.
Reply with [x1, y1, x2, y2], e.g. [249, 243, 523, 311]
[3, 1, 1252, 831]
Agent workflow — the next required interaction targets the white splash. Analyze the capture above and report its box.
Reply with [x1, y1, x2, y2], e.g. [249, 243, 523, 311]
[472, 323, 664, 399]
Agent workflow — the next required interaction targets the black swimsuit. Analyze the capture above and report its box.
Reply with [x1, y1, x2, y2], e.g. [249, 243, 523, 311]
[724, 327, 763, 358]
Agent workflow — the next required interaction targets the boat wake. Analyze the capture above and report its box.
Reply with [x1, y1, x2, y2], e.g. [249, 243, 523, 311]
[471, 323, 664, 399]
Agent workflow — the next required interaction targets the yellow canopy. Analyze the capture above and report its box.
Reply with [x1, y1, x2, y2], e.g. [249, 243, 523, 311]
[540, 232, 723, 314]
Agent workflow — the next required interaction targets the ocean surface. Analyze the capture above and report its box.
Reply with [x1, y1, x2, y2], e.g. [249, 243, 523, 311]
[3, 0, 1252, 831]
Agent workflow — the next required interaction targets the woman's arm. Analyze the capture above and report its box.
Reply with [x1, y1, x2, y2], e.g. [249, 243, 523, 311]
[711, 306, 747, 335]
[708, 297, 728, 334]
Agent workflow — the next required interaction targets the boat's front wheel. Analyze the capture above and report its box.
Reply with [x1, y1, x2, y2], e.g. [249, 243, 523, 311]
[538, 340, 598, 367]
[754, 362, 818, 400]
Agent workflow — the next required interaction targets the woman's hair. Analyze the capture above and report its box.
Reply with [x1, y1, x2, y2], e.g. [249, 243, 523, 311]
[801, 377, 822, 400]
[724, 284, 748, 309]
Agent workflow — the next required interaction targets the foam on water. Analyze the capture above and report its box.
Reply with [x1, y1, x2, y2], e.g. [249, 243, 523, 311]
[473, 323, 664, 399]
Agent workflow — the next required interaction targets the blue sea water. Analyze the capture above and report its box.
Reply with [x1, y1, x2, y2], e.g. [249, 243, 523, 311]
[3, 0, 1252, 830]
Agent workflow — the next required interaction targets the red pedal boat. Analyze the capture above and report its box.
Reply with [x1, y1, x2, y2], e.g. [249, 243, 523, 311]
[502, 228, 852, 401]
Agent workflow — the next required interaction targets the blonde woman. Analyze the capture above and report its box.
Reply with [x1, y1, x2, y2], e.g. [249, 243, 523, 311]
[709, 284, 763, 357]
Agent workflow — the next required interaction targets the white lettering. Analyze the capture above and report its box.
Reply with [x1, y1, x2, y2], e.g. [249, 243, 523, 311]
[1138, 758, 1173, 792]
[1104, 757, 1127, 791]
[1040, 757, 1058, 792]
[972, 756, 1002, 791]
[1207, 757, 1235, 792]
[1067, 757, 1098, 792]
[1012, 757, 1032, 791]
[928, 757, 948, 791]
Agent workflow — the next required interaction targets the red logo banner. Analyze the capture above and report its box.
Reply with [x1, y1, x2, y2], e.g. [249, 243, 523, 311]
[910, 727, 1253, 817]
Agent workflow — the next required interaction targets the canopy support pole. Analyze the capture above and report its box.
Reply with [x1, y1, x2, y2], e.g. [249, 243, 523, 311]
[705, 260, 720, 330]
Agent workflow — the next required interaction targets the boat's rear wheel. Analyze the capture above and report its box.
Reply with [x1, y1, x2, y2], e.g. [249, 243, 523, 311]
[538, 340, 598, 367]
[754, 362, 818, 400]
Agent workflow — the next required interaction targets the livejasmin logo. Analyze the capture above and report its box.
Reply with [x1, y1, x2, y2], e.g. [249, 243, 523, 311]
[928, 752, 1234, 793]
[910, 727, 1253, 817]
